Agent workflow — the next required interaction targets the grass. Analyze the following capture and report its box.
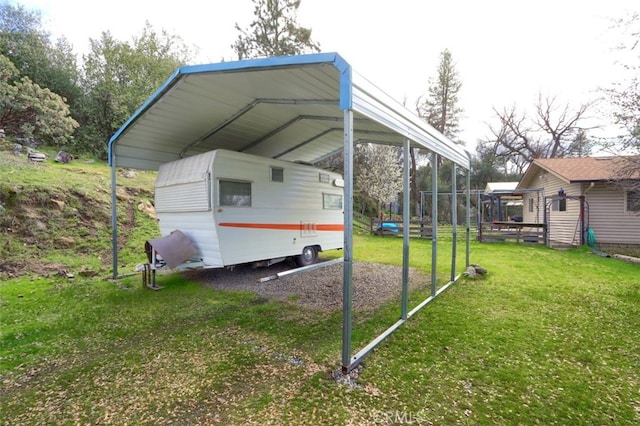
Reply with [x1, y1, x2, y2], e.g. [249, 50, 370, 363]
[1, 152, 639, 424]
[364, 244, 639, 424]
[0, 150, 157, 275]
[2, 240, 639, 424]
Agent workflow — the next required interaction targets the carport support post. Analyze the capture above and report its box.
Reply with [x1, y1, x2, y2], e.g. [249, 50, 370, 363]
[431, 152, 438, 297]
[466, 168, 471, 267]
[401, 138, 410, 320]
[341, 109, 354, 372]
[111, 158, 118, 279]
[451, 164, 457, 281]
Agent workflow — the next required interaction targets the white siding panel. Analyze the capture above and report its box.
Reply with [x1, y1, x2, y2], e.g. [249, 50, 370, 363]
[522, 192, 544, 223]
[541, 175, 582, 246]
[586, 184, 640, 244]
[519, 169, 640, 247]
[155, 180, 210, 213]
[215, 207, 343, 266]
[155, 151, 216, 187]
[157, 212, 222, 267]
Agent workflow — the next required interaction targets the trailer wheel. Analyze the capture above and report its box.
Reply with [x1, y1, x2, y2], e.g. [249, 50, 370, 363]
[295, 245, 318, 266]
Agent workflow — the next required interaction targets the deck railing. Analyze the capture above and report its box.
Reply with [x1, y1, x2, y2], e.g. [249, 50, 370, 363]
[478, 221, 546, 244]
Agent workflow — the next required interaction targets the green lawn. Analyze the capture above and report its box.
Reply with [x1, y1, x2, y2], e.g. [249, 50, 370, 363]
[1, 235, 639, 425]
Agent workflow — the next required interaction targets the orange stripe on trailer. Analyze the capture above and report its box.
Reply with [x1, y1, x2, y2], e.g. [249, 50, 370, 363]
[316, 224, 345, 231]
[219, 222, 344, 231]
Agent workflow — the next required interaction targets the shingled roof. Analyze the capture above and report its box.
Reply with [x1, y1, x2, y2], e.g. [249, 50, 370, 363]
[518, 155, 640, 189]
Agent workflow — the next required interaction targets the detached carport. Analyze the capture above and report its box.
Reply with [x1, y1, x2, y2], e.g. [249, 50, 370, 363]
[108, 52, 471, 373]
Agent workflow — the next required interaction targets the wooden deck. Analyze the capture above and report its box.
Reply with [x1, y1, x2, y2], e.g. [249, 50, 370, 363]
[478, 221, 546, 244]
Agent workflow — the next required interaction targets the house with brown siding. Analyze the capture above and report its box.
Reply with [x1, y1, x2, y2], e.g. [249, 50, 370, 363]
[516, 156, 640, 250]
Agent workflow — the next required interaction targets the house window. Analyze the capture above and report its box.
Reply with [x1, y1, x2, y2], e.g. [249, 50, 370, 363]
[323, 193, 343, 210]
[552, 198, 567, 212]
[270, 167, 284, 182]
[627, 190, 640, 212]
[528, 198, 534, 213]
[219, 180, 251, 206]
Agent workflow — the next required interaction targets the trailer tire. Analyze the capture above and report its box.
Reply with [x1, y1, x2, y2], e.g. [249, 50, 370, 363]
[295, 246, 318, 266]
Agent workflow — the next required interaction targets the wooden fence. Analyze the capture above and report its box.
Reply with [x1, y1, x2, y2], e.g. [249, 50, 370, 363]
[370, 218, 433, 238]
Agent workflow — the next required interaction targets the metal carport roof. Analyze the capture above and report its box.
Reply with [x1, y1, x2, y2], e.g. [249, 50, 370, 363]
[108, 52, 469, 170]
[108, 52, 472, 374]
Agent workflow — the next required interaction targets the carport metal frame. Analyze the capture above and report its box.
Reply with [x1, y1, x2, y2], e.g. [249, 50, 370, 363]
[108, 52, 472, 373]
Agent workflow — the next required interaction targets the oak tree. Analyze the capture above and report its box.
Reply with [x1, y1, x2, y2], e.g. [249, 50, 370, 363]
[78, 23, 192, 157]
[0, 3, 80, 108]
[0, 54, 78, 146]
[480, 94, 592, 175]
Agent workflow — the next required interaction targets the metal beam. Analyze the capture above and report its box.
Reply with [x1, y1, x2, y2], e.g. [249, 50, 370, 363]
[401, 138, 410, 320]
[274, 128, 340, 159]
[451, 164, 458, 281]
[466, 168, 471, 267]
[341, 109, 354, 373]
[345, 274, 461, 372]
[258, 257, 344, 282]
[341, 145, 470, 373]
[111, 157, 118, 278]
[241, 115, 342, 152]
[179, 98, 339, 157]
[408, 275, 461, 317]
[431, 152, 438, 297]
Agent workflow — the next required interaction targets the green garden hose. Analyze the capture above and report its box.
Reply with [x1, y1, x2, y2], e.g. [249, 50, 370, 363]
[586, 228, 596, 248]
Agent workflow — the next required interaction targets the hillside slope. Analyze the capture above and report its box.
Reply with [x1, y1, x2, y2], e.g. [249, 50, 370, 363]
[0, 149, 158, 279]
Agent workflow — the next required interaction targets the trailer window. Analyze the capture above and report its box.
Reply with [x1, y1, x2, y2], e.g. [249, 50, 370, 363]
[270, 167, 284, 182]
[323, 193, 343, 210]
[219, 180, 251, 207]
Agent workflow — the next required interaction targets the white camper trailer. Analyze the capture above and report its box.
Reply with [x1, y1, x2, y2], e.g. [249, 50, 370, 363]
[150, 149, 344, 270]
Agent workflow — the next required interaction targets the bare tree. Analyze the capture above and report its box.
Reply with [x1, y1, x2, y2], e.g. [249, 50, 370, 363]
[480, 94, 593, 174]
[603, 12, 639, 200]
[535, 94, 593, 157]
[606, 12, 639, 152]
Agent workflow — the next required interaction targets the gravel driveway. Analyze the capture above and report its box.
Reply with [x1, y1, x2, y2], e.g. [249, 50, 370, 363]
[183, 259, 431, 312]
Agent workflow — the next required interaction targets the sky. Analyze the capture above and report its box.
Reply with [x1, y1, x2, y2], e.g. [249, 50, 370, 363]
[12, 0, 640, 150]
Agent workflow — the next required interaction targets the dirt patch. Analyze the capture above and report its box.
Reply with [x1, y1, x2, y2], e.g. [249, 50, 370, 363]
[0, 261, 72, 279]
[0, 183, 150, 279]
[184, 259, 431, 312]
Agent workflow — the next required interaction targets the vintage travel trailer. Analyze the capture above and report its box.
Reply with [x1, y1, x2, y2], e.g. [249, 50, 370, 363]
[146, 149, 344, 271]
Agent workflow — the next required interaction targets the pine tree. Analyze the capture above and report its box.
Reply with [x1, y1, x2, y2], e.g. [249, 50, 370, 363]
[232, 0, 320, 60]
[411, 49, 464, 215]
[417, 49, 463, 140]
